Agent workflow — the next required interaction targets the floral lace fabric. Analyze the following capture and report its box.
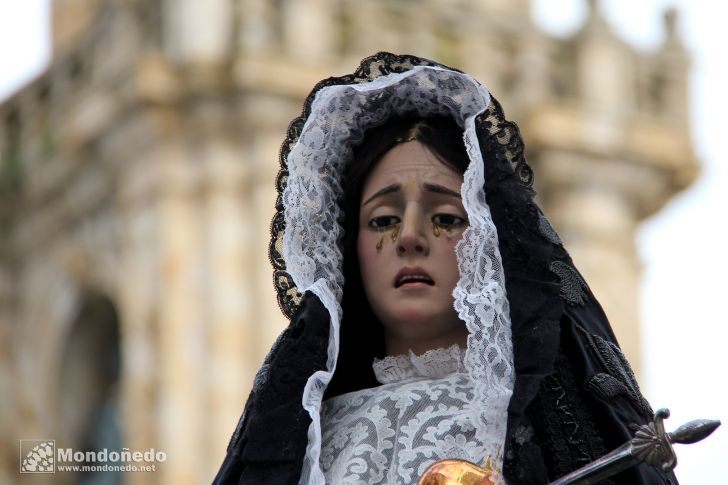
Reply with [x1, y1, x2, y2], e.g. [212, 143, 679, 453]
[372, 344, 467, 384]
[281, 65, 514, 484]
[321, 347, 486, 484]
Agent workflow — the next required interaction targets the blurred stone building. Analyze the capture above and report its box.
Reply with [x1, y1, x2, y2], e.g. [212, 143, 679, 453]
[0, 0, 697, 483]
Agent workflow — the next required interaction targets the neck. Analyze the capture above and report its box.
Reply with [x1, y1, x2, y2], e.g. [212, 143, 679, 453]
[384, 327, 468, 356]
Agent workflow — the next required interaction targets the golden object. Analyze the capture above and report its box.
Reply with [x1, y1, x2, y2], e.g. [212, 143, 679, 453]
[418, 459, 496, 485]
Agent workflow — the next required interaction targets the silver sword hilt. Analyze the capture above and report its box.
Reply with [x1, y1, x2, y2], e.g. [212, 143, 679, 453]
[549, 408, 720, 485]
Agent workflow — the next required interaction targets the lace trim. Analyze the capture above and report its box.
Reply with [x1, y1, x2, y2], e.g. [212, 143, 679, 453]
[372, 344, 467, 384]
[475, 96, 565, 463]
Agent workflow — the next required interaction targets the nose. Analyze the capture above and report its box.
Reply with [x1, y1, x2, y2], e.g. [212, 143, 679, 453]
[396, 203, 429, 256]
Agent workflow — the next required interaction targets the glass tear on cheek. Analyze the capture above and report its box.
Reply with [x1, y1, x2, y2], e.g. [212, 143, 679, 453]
[390, 227, 399, 242]
[376, 234, 384, 251]
[446, 228, 453, 240]
[433, 224, 441, 237]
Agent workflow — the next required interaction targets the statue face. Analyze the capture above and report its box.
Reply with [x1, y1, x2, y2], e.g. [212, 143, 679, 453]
[357, 141, 469, 356]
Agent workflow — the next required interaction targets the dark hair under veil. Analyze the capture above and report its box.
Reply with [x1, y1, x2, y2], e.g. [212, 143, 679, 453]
[327, 114, 470, 399]
[213, 52, 677, 485]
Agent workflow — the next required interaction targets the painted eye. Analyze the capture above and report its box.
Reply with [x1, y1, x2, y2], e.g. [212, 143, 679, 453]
[432, 214, 467, 228]
[369, 216, 400, 228]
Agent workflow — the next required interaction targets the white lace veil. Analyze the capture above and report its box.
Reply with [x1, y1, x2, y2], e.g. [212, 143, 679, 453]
[282, 65, 514, 484]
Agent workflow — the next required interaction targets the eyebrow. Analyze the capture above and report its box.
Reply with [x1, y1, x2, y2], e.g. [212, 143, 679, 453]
[362, 183, 400, 207]
[423, 182, 461, 199]
[361, 182, 461, 206]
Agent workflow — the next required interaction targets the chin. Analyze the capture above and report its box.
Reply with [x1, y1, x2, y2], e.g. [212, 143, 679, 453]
[387, 308, 453, 331]
[389, 303, 438, 323]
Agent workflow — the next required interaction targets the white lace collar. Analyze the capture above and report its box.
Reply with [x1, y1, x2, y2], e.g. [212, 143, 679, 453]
[372, 344, 467, 384]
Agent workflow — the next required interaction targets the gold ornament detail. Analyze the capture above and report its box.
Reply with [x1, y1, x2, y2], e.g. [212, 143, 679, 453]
[418, 456, 497, 485]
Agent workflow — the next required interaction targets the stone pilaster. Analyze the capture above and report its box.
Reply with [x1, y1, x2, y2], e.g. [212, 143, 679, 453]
[200, 134, 257, 479]
[154, 144, 207, 485]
